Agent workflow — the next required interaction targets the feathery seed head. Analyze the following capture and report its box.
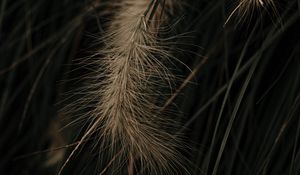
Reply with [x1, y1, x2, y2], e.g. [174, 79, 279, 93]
[60, 0, 189, 174]
[225, 0, 278, 25]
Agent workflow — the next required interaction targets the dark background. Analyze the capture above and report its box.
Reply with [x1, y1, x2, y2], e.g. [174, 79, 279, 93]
[0, 0, 300, 174]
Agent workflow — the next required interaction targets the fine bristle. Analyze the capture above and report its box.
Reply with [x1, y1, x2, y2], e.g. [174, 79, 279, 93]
[225, 0, 278, 25]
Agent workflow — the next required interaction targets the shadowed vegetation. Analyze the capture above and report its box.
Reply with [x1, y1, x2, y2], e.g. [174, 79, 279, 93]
[0, 0, 300, 174]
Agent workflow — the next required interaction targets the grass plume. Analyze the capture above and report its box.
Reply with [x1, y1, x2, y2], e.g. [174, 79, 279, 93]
[225, 0, 278, 25]
[59, 0, 188, 174]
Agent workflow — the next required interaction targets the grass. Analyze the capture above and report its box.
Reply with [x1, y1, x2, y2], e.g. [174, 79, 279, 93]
[0, 0, 300, 174]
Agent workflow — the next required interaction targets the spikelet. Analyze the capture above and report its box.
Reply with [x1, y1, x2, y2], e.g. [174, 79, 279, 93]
[225, 0, 278, 25]
[238, 0, 276, 16]
[59, 0, 188, 174]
